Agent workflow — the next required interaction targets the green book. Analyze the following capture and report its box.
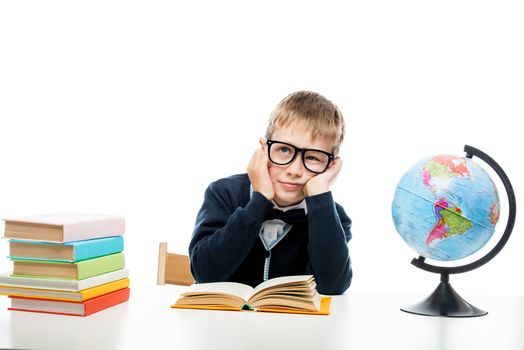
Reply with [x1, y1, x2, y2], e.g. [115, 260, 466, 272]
[12, 252, 125, 280]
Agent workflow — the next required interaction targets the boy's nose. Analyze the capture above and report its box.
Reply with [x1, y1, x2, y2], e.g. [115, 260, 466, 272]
[286, 155, 304, 177]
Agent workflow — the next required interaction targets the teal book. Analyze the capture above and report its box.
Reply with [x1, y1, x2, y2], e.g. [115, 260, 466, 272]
[11, 252, 125, 280]
[9, 236, 124, 262]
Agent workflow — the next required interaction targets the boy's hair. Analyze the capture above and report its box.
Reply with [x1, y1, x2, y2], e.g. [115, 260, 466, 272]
[265, 91, 345, 154]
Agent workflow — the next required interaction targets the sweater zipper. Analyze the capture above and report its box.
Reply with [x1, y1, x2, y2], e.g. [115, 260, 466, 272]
[263, 250, 271, 282]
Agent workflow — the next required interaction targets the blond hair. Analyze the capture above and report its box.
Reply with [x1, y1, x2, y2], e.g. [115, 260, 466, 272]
[265, 91, 345, 154]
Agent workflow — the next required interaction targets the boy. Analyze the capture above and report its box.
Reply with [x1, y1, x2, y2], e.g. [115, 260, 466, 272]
[188, 91, 352, 295]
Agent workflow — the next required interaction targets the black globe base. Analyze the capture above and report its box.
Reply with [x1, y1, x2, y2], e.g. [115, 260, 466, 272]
[401, 274, 487, 318]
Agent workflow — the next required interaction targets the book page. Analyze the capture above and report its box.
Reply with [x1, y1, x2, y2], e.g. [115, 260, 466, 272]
[251, 293, 321, 311]
[183, 281, 254, 302]
[248, 287, 316, 304]
[252, 275, 314, 295]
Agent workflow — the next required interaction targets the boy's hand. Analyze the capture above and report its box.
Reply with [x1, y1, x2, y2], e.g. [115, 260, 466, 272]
[247, 138, 275, 201]
[303, 157, 343, 197]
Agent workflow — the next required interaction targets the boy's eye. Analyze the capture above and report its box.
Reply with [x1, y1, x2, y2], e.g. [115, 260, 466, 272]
[278, 146, 291, 154]
[304, 151, 329, 164]
[305, 155, 321, 162]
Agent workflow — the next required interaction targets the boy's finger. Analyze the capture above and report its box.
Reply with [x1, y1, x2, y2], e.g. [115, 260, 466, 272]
[326, 157, 343, 174]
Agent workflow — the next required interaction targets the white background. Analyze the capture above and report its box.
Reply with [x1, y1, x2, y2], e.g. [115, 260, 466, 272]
[0, 0, 523, 298]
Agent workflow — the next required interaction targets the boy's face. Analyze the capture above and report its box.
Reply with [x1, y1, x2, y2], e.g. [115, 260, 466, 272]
[266, 122, 333, 207]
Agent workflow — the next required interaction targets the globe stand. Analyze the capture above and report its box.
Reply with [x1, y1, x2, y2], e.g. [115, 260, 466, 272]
[401, 267, 487, 317]
[400, 145, 516, 318]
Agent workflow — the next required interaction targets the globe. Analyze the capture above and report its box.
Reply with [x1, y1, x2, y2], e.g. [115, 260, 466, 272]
[392, 154, 501, 261]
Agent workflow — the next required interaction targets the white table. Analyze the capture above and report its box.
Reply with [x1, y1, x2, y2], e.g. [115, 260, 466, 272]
[1, 282, 523, 350]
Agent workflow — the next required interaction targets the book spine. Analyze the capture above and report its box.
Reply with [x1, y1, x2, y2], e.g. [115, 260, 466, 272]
[8, 287, 131, 316]
[76, 252, 125, 279]
[73, 236, 124, 262]
[63, 217, 125, 242]
[80, 278, 130, 301]
[83, 287, 130, 316]
[0, 268, 130, 291]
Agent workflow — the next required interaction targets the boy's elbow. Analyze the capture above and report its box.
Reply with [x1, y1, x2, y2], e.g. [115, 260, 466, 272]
[190, 262, 218, 283]
[318, 281, 351, 295]
[189, 263, 206, 283]
[189, 248, 211, 283]
[317, 269, 353, 295]
[189, 248, 231, 283]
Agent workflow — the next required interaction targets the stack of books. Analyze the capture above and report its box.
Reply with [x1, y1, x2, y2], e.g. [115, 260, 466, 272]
[0, 213, 130, 316]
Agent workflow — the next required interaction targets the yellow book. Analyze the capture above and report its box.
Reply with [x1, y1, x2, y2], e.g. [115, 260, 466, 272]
[171, 275, 331, 315]
[0, 278, 130, 302]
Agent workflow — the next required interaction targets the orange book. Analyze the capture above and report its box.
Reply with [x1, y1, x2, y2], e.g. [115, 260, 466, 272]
[8, 287, 130, 316]
[0, 278, 130, 302]
[171, 275, 331, 315]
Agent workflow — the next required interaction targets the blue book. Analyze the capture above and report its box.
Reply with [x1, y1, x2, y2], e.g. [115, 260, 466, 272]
[9, 236, 124, 262]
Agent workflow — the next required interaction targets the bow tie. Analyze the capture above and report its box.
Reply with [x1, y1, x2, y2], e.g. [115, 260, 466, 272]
[266, 207, 307, 225]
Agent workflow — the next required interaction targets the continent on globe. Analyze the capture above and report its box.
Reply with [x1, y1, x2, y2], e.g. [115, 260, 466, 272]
[490, 202, 500, 224]
[422, 155, 471, 192]
[426, 198, 473, 245]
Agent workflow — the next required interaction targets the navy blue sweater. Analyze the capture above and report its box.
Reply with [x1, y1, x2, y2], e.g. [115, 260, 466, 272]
[188, 173, 352, 295]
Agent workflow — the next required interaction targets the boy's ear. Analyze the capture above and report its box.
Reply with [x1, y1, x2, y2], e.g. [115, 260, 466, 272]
[259, 137, 267, 149]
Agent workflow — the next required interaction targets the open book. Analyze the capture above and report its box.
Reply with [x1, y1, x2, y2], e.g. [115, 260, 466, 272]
[171, 275, 331, 315]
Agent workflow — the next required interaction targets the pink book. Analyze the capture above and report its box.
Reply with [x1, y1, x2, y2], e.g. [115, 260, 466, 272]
[3, 213, 125, 243]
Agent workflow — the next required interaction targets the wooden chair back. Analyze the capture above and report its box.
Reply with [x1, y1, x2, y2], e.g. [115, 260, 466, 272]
[157, 242, 194, 286]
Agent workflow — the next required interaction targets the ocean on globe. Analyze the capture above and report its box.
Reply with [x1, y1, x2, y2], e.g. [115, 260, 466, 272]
[392, 154, 500, 261]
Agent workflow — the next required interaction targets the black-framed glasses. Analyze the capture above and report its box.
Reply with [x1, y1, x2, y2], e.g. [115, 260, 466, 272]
[266, 139, 335, 174]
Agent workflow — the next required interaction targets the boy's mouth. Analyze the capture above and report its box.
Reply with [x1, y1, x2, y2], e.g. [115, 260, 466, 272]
[278, 181, 303, 190]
